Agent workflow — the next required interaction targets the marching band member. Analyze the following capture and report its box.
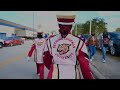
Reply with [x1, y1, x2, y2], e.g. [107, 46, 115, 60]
[43, 11, 94, 79]
[27, 32, 46, 79]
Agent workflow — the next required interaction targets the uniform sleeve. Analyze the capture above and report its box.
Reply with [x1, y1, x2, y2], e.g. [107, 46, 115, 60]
[77, 40, 94, 79]
[43, 39, 53, 70]
[27, 44, 36, 57]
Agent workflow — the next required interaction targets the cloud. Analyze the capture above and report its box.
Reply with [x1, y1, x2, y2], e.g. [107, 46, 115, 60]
[0, 11, 76, 33]
[34, 11, 77, 33]
[107, 26, 117, 32]
[97, 11, 120, 17]
[105, 18, 120, 32]
[96, 11, 120, 32]
[15, 11, 61, 32]
[108, 18, 120, 23]
[34, 11, 61, 33]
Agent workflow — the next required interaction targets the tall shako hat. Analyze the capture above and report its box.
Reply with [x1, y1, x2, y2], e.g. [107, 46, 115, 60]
[56, 11, 76, 26]
[56, 11, 76, 35]
[37, 32, 43, 35]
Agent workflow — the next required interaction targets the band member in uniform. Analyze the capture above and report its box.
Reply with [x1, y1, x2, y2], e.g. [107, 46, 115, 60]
[43, 11, 94, 79]
[27, 32, 46, 79]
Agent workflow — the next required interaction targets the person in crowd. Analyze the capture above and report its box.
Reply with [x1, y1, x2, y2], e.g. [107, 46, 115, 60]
[27, 32, 46, 79]
[86, 32, 99, 61]
[101, 31, 110, 63]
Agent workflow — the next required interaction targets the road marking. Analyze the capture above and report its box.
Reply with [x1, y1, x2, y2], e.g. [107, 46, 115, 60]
[0, 52, 27, 69]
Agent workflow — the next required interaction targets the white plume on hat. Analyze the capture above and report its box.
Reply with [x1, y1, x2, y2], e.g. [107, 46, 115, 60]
[56, 11, 76, 16]
[56, 11, 76, 25]
[56, 11, 76, 19]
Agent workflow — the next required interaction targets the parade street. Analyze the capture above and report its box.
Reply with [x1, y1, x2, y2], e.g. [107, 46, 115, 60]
[0, 40, 49, 79]
[90, 49, 120, 79]
[0, 40, 120, 79]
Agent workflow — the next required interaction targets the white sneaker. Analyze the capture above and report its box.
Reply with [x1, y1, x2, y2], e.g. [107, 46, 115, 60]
[92, 57, 94, 60]
[102, 59, 106, 63]
[37, 73, 40, 75]
[90, 59, 92, 62]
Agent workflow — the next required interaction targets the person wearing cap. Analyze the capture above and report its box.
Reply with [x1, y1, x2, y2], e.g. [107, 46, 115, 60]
[43, 11, 94, 79]
[27, 32, 46, 79]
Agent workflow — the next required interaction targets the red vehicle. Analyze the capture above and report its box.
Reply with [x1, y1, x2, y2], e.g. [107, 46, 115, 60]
[3, 37, 23, 47]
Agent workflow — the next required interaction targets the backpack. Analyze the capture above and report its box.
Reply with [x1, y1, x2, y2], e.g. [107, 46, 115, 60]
[103, 36, 109, 47]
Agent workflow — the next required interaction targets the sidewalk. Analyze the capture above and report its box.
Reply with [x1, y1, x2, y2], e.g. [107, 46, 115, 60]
[89, 50, 120, 79]
[90, 63, 106, 79]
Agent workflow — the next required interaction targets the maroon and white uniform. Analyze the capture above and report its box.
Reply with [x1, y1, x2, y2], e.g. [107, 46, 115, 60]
[33, 38, 46, 63]
[43, 34, 93, 79]
[43, 11, 93, 79]
[27, 36, 46, 79]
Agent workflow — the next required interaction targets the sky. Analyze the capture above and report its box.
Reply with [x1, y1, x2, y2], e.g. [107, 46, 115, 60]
[0, 11, 120, 33]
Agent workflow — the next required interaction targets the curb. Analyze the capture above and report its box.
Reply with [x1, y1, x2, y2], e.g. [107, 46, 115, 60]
[89, 63, 106, 79]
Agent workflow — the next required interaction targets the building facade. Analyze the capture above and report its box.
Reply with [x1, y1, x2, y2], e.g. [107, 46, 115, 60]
[0, 19, 37, 39]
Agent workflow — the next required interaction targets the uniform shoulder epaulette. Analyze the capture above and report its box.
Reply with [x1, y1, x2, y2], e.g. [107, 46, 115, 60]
[72, 34, 80, 39]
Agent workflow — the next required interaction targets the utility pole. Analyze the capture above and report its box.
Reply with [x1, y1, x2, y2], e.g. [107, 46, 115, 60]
[33, 11, 34, 39]
[75, 23, 77, 36]
[89, 20, 92, 35]
[38, 24, 42, 31]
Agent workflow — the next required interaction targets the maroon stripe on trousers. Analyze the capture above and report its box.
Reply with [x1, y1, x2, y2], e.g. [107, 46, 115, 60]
[57, 18, 74, 23]
[47, 64, 54, 79]
[39, 64, 44, 79]
[36, 63, 39, 74]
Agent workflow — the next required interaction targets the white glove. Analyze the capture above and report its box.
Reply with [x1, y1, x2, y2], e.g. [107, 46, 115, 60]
[27, 57, 30, 61]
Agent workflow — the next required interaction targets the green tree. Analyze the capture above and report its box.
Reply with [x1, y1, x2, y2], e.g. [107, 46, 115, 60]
[91, 18, 107, 36]
[72, 23, 86, 35]
[72, 18, 108, 36]
[115, 28, 120, 32]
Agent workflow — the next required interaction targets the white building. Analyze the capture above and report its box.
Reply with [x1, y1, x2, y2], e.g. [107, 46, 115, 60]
[0, 19, 37, 39]
[0, 25, 15, 38]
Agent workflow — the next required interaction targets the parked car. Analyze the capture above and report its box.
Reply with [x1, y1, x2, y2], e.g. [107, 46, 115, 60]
[14, 36, 24, 45]
[97, 32, 120, 56]
[3, 36, 23, 47]
[3, 37, 12, 47]
[0, 38, 4, 48]
[20, 38, 25, 44]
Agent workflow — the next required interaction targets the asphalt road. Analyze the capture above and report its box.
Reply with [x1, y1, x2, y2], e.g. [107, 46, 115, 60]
[0, 40, 49, 79]
[0, 40, 120, 79]
[90, 49, 120, 79]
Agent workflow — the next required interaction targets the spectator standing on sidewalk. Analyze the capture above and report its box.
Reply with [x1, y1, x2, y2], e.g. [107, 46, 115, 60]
[101, 31, 110, 63]
[27, 32, 46, 79]
[86, 32, 99, 61]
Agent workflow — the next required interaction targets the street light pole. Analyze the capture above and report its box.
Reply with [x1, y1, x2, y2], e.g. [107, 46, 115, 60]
[75, 23, 77, 36]
[89, 20, 92, 35]
[33, 11, 34, 39]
